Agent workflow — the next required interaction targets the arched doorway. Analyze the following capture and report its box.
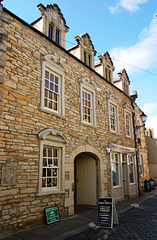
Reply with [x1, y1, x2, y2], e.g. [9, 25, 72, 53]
[74, 153, 98, 206]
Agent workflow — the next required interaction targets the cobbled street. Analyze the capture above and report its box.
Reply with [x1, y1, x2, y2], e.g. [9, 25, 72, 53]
[66, 194, 157, 240]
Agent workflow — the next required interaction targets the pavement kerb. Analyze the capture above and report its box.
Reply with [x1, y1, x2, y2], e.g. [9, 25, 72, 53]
[117, 191, 157, 215]
[51, 191, 157, 240]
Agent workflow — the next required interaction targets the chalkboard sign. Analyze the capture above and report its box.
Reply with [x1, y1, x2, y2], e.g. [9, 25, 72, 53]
[45, 206, 59, 225]
[97, 198, 113, 228]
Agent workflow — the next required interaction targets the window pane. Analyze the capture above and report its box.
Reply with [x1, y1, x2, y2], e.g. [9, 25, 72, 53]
[50, 73, 54, 82]
[47, 178, 51, 187]
[53, 178, 57, 187]
[42, 178, 46, 187]
[49, 101, 52, 109]
[45, 89, 48, 98]
[55, 76, 58, 84]
[45, 70, 49, 79]
[53, 169, 57, 177]
[43, 158, 47, 166]
[54, 159, 58, 166]
[47, 169, 51, 176]
[50, 82, 54, 91]
[44, 98, 48, 107]
[53, 149, 58, 157]
[48, 148, 52, 157]
[45, 79, 49, 88]
[42, 168, 46, 177]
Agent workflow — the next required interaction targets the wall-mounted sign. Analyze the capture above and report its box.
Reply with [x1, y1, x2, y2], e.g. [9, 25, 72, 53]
[44, 206, 59, 225]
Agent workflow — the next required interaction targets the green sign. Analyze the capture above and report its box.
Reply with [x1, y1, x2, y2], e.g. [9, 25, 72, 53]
[45, 206, 59, 225]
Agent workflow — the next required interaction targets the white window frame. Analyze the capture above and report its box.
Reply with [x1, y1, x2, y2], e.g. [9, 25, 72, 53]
[37, 129, 66, 196]
[111, 153, 120, 188]
[124, 109, 133, 138]
[79, 77, 96, 127]
[107, 94, 119, 134]
[41, 55, 65, 118]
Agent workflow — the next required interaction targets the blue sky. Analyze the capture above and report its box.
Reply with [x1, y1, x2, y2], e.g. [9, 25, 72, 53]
[2, 0, 157, 136]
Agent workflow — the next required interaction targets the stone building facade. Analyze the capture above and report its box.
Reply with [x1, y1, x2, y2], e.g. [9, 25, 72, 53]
[146, 129, 157, 183]
[0, 2, 149, 235]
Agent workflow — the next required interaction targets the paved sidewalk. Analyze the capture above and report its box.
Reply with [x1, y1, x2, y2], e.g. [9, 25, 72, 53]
[1, 189, 157, 240]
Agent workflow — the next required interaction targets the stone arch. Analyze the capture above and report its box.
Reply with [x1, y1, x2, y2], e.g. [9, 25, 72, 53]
[70, 144, 103, 164]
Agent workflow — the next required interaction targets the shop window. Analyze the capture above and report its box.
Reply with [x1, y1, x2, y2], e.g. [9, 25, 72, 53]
[129, 156, 135, 183]
[112, 153, 120, 187]
[140, 154, 144, 176]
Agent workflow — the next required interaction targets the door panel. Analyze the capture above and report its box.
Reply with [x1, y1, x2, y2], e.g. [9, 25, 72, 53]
[76, 154, 97, 206]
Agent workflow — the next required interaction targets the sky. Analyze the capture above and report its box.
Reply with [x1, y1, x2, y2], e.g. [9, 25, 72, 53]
[2, 0, 157, 137]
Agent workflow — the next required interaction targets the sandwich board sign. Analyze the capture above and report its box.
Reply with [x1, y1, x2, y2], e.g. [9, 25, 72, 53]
[97, 197, 119, 228]
[45, 206, 59, 225]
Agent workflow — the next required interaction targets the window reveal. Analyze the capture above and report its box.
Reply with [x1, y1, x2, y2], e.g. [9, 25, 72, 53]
[42, 147, 59, 189]
[44, 70, 59, 111]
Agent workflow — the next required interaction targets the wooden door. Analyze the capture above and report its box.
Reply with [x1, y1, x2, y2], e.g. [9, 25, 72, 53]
[76, 154, 97, 206]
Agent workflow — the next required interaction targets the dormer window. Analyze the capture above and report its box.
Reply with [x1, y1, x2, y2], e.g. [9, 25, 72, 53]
[113, 69, 130, 96]
[32, 3, 69, 48]
[68, 33, 96, 69]
[95, 52, 114, 83]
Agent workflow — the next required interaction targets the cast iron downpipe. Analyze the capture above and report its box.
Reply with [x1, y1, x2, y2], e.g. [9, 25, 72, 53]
[131, 101, 141, 196]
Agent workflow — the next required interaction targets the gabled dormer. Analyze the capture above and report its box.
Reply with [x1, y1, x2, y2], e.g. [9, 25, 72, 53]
[68, 33, 97, 69]
[31, 3, 69, 48]
[113, 69, 130, 96]
[95, 51, 115, 83]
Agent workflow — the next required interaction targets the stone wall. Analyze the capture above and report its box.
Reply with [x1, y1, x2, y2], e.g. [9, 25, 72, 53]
[0, 5, 136, 235]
